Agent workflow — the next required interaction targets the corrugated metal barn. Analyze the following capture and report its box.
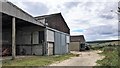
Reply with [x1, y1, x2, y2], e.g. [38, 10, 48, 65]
[69, 35, 85, 51]
[1, 1, 70, 57]
[35, 13, 70, 55]
[1, 1, 45, 57]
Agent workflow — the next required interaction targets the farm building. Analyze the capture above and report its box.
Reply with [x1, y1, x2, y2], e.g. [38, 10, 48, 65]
[69, 35, 85, 51]
[1, 1, 70, 58]
[35, 13, 70, 55]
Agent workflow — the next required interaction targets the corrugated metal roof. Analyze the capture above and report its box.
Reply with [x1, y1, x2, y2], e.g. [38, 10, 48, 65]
[1, 1, 44, 26]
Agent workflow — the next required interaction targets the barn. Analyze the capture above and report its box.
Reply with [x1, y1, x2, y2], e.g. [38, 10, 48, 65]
[35, 13, 70, 55]
[1, 1, 70, 58]
[1, 1, 45, 57]
[69, 35, 85, 51]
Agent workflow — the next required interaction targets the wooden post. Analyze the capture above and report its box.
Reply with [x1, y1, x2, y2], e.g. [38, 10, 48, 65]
[12, 17, 16, 60]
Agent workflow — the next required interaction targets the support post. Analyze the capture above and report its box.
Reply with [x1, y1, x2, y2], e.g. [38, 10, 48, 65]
[12, 17, 16, 60]
[44, 28, 47, 55]
[44, 22, 48, 55]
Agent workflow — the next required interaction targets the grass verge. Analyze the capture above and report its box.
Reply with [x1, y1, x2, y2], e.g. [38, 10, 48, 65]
[2, 53, 75, 66]
[96, 46, 119, 67]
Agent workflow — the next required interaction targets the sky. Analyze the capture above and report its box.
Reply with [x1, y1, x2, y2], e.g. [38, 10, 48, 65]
[8, 0, 119, 41]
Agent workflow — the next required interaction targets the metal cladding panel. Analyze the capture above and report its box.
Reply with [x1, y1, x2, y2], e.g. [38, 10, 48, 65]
[54, 32, 61, 54]
[32, 31, 39, 44]
[54, 32, 68, 55]
[66, 35, 70, 43]
[61, 34, 66, 54]
[61, 34, 66, 46]
[47, 30, 54, 42]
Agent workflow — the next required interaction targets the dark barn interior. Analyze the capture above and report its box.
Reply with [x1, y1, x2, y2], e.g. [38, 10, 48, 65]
[2, 13, 45, 56]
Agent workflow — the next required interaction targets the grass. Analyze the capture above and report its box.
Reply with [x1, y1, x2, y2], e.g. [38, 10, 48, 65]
[96, 46, 119, 67]
[2, 53, 75, 66]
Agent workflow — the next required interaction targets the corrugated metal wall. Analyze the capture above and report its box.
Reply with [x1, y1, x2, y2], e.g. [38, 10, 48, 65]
[61, 34, 66, 54]
[54, 32, 69, 55]
[54, 32, 61, 54]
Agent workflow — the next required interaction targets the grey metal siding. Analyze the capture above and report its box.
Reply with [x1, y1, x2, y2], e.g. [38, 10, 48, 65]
[54, 32, 68, 55]
[66, 35, 70, 43]
[54, 32, 61, 54]
[61, 34, 66, 54]
[47, 29, 54, 42]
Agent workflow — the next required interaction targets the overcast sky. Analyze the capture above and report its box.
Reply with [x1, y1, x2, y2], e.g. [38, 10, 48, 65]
[8, 0, 119, 41]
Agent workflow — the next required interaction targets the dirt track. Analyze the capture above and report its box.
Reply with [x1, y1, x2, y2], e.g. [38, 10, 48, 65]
[50, 50, 104, 66]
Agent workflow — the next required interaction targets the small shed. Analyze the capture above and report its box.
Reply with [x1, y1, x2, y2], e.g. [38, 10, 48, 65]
[69, 35, 85, 51]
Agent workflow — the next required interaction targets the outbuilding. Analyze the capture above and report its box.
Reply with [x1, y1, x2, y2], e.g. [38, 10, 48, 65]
[35, 13, 70, 55]
[1, 1, 70, 58]
[1, 1, 45, 58]
[69, 35, 85, 51]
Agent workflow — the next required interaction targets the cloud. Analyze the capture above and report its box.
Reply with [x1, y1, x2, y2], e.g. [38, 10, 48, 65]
[64, 2, 80, 9]
[84, 24, 118, 41]
[8, 0, 119, 41]
[99, 14, 114, 19]
[72, 29, 84, 32]
[19, 2, 49, 16]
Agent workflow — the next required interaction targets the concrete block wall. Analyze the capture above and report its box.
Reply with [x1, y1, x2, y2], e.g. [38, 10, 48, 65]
[69, 42, 80, 51]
